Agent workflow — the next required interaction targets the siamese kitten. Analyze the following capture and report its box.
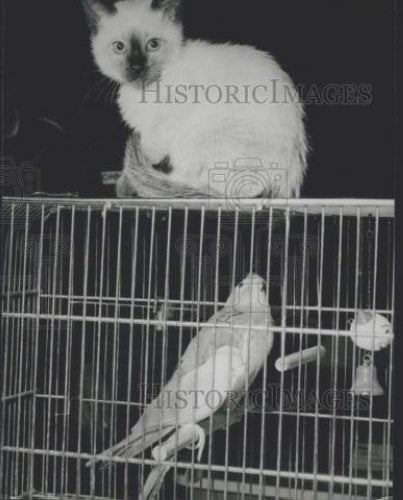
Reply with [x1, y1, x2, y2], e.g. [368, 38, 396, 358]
[84, 0, 308, 198]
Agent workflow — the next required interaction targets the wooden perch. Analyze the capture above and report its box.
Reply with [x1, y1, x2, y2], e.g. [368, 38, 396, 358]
[275, 345, 326, 372]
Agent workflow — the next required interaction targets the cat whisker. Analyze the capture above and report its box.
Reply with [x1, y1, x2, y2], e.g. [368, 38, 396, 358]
[110, 82, 121, 105]
[105, 81, 114, 105]
[101, 80, 117, 106]
[84, 68, 104, 76]
[85, 77, 113, 103]
[84, 78, 107, 100]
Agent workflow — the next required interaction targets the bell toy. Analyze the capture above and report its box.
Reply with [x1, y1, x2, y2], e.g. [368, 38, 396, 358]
[348, 310, 393, 351]
[350, 354, 384, 397]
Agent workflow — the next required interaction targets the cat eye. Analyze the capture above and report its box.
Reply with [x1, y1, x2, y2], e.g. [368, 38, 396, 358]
[112, 41, 126, 54]
[146, 38, 162, 51]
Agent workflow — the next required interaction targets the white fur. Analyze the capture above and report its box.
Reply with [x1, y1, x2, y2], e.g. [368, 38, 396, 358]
[92, 0, 308, 197]
[92, 0, 183, 83]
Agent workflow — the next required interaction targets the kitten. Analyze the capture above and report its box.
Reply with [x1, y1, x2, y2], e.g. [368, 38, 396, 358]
[84, 0, 308, 198]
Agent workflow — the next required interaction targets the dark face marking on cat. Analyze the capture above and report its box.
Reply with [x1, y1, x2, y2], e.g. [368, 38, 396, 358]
[151, 0, 181, 21]
[153, 156, 173, 174]
[125, 36, 147, 82]
[82, 0, 117, 33]
[95, 0, 117, 12]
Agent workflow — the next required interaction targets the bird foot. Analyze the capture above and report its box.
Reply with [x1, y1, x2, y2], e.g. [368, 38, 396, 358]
[151, 444, 168, 462]
[151, 423, 206, 463]
[182, 423, 206, 462]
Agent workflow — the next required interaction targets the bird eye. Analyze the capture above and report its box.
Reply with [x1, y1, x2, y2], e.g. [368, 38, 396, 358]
[113, 41, 126, 54]
[146, 38, 162, 51]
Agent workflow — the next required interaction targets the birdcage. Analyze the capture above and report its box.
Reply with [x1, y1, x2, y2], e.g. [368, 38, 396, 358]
[1, 196, 394, 500]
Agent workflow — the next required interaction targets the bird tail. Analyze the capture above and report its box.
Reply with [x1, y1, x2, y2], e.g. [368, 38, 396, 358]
[85, 426, 174, 469]
[141, 463, 172, 500]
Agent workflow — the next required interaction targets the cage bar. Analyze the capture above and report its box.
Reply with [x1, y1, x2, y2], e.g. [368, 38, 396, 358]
[1, 197, 394, 500]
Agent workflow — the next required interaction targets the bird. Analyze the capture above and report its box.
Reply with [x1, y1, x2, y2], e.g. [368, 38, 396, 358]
[141, 405, 247, 499]
[86, 273, 274, 499]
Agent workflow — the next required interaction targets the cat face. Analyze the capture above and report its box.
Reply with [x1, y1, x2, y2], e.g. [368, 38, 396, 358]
[87, 0, 183, 84]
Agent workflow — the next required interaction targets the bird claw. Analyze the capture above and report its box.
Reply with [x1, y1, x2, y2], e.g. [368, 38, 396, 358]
[182, 424, 206, 462]
[151, 423, 206, 463]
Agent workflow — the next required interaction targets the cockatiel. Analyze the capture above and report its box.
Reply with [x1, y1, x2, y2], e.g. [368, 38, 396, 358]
[86, 273, 274, 499]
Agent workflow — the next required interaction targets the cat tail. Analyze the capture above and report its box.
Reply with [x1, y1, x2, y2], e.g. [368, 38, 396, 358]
[117, 133, 213, 199]
[117, 132, 304, 200]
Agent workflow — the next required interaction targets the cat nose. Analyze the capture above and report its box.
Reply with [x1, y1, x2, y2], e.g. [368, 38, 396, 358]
[126, 60, 144, 80]
[126, 62, 144, 81]
[128, 51, 145, 71]
[130, 61, 143, 71]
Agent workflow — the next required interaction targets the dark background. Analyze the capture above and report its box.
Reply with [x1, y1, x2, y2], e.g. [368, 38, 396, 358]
[3, 0, 396, 197]
[1, 1, 401, 496]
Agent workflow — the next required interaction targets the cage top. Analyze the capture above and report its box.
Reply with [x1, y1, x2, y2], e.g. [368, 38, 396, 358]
[1, 196, 395, 217]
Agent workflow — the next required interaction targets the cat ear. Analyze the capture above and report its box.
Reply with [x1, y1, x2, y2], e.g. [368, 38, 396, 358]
[82, 0, 116, 32]
[150, 0, 181, 21]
